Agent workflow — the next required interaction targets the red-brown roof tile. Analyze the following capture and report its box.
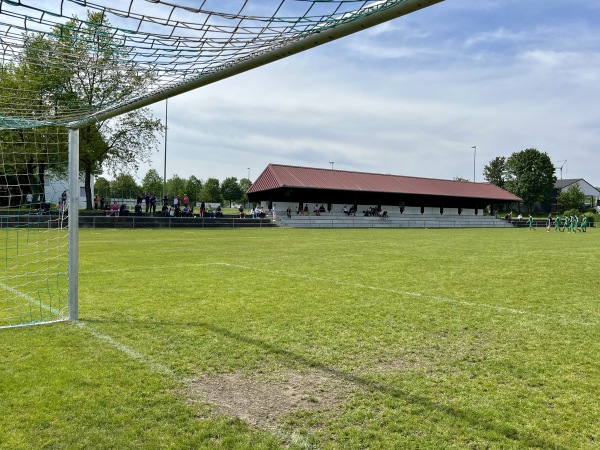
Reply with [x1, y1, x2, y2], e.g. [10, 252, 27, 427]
[247, 164, 521, 202]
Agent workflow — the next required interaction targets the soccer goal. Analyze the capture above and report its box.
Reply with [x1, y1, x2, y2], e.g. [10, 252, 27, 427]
[0, 127, 77, 327]
[0, 0, 442, 327]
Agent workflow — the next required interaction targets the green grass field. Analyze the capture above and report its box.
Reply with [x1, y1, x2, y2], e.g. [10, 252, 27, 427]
[1, 227, 599, 449]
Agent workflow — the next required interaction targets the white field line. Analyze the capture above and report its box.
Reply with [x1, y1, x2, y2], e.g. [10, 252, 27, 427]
[0, 281, 66, 329]
[209, 262, 596, 327]
[75, 322, 176, 378]
[1, 283, 306, 445]
[1, 281, 175, 376]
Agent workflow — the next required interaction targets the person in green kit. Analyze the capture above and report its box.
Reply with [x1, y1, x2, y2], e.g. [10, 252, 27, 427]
[571, 214, 579, 233]
[579, 215, 587, 232]
[554, 213, 561, 232]
[528, 214, 534, 231]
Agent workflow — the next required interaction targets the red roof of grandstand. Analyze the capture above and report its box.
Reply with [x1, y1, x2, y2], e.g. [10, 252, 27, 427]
[247, 164, 521, 202]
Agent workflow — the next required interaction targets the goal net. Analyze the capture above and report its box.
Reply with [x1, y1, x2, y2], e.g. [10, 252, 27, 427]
[1, 128, 70, 328]
[0, 0, 442, 327]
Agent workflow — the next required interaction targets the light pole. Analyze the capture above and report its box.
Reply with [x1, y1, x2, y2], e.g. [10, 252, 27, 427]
[329, 161, 334, 169]
[163, 98, 168, 202]
[471, 146, 476, 182]
[247, 167, 250, 181]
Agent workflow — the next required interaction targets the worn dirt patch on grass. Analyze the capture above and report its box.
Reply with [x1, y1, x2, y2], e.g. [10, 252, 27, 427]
[185, 370, 357, 430]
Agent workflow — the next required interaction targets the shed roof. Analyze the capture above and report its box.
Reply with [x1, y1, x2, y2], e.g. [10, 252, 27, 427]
[247, 164, 521, 202]
[554, 179, 582, 190]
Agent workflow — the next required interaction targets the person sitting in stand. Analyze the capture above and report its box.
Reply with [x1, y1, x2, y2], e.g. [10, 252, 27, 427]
[319, 204, 326, 213]
[112, 201, 120, 217]
[120, 203, 129, 216]
[215, 205, 222, 217]
[286, 206, 292, 218]
[134, 202, 143, 216]
[105, 203, 112, 216]
[313, 204, 320, 216]
[182, 205, 190, 217]
[238, 206, 245, 218]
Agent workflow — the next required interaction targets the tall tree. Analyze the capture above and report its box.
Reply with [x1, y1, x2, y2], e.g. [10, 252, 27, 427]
[183, 176, 203, 203]
[20, 12, 163, 209]
[557, 184, 586, 212]
[483, 156, 506, 188]
[141, 169, 163, 198]
[505, 148, 556, 213]
[110, 174, 139, 199]
[199, 178, 222, 203]
[94, 176, 110, 198]
[0, 60, 68, 204]
[239, 177, 252, 208]
[166, 174, 186, 201]
[221, 176, 243, 207]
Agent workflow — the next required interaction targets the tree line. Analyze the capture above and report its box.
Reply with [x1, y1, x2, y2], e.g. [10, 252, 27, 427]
[0, 11, 162, 209]
[94, 169, 253, 207]
[483, 148, 590, 213]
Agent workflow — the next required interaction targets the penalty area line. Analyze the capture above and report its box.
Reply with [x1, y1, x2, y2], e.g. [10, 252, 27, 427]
[209, 262, 595, 327]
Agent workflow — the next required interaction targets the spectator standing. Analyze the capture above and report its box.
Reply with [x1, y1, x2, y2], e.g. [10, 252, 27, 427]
[93, 195, 99, 210]
[145, 193, 150, 212]
[150, 194, 156, 213]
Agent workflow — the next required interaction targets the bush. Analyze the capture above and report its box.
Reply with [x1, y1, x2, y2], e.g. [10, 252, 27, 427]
[584, 212, 596, 224]
[562, 209, 578, 217]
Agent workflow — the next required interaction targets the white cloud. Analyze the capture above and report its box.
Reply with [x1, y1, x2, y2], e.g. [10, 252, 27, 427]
[130, 1, 600, 188]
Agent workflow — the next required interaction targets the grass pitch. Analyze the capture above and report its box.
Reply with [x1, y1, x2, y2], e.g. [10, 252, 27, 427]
[1, 227, 599, 449]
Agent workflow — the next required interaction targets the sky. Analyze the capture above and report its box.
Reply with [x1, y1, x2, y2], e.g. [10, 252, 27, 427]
[135, 0, 600, 187]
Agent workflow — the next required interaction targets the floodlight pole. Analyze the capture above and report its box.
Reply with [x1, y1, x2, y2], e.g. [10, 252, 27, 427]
[68, 128, 79, 321]
[163, 98, 168, 202]
[472, 146, 477, 182]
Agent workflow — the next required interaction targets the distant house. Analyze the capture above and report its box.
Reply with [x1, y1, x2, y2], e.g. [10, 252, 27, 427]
[247, 164, 521, 215]
[44, 175, 92, 209]
[550, 178, 600, 212]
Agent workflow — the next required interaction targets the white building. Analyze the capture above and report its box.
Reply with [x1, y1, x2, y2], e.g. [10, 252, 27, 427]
[44, 175, 92, 209]
[552, 178, 600, 212]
